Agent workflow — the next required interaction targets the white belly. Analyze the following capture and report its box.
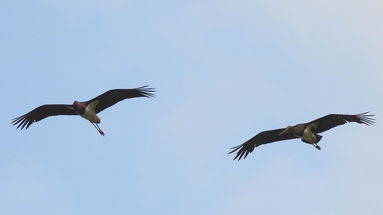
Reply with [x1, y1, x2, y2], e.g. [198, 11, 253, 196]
[80, 101, 101, 123]
[300, 123, 319, 143]
[301, 127, 317, 143]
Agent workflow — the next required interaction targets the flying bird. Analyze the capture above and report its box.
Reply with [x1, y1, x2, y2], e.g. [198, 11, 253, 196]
[12, 86, 155, 135]
[229, 112, 375, 160]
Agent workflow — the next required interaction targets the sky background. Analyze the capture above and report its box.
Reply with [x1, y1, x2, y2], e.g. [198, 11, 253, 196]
[1, 0, 383, 214]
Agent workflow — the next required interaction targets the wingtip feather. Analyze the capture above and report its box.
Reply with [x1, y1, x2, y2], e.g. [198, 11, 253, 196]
[357, 112, 376, 126]
[228, 143, 255, 161]
[137, 86, 156, 98]
[11, 115, 32, 130]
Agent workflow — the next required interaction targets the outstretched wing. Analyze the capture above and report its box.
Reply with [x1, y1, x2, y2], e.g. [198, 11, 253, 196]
[308, 112, 375, 133]
[12, 104, 76, 130]
[85, 86, 155, 113]
[229, 128, 297, 160]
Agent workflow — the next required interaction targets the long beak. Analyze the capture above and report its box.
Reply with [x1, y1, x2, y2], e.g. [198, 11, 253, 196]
[279, 128, 289, 136]
[90, 122, 105, 136]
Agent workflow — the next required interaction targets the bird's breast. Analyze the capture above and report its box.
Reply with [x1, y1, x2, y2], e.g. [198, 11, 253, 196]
[80, 101, 100, 123]
[80, 110, 100, 123]
[300, 124, 317, 144]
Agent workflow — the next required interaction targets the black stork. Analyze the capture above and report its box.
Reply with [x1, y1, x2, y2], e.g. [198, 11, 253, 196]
[229, 112, 375, 160]
[12, 86, 155, 135]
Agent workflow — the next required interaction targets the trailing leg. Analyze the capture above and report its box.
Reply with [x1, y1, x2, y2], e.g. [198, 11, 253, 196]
[90, 121, 105, 136]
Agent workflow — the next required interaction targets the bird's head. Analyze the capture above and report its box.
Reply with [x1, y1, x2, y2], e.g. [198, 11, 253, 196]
[73, 101, 86, 114]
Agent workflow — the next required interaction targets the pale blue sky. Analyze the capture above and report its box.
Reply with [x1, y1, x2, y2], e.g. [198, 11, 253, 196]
[1, 0, 382, 215]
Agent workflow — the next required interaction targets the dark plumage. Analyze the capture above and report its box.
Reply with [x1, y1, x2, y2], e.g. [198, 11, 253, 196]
[229, 112, 375, 160]
[12, 86, 155, 135]
[12, 105, 77, 130]
[86, 87, 155, 113]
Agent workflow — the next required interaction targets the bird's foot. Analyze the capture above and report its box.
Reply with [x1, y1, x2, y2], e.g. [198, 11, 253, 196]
[90, 121, 105, 136]
[313, 143, 321, 150]
[98, 130, 105, 136]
